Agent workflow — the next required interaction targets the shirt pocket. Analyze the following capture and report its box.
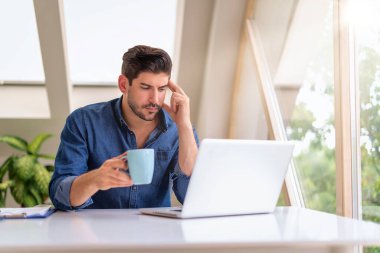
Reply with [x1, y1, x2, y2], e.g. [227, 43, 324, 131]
[152, 149, 175, 186]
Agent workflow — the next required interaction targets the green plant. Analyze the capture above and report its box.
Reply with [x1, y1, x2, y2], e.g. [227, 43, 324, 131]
[0, 134, 55, 207]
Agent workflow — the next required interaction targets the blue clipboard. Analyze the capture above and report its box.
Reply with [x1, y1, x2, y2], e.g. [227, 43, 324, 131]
[0, 205, 56, 219]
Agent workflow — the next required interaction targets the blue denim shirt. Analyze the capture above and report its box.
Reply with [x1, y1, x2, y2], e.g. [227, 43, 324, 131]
[49, 96, 199, 210]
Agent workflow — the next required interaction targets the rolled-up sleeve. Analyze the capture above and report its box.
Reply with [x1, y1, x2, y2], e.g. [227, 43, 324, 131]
[49, 110, 93, 210]
[171, 162, 191, 204]
[52, 176, 93, 210]
[171, 127, 199, 204]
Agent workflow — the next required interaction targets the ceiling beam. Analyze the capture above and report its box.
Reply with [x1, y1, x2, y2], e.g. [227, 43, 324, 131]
[176, 0, 215, 127]
[33, 0, 71, 121]
[196, 0, 247, 138]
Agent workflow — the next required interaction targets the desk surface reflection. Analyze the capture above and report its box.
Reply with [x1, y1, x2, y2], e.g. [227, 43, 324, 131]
[1, 207, 380, 253]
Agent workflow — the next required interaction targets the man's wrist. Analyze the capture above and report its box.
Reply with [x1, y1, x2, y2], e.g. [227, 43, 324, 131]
[177, 121, 192, 130]
[87, 169, 101, 192]
[70, 170, 99, 208]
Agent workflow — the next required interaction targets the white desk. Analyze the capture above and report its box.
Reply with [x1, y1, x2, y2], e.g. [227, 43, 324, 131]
[1, 207, 380, 253]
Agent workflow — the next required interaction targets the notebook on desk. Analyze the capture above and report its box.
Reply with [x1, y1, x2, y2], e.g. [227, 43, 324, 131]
[139, 139, 295, 219]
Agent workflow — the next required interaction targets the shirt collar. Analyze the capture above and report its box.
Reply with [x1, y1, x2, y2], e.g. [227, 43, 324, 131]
[114, 95, 169, 132]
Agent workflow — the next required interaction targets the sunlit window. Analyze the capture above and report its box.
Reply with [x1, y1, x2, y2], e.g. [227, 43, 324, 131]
[353, 1, 380, 251]
[0, 0, 45, 82]
[277, 1, 335, 213]
[63, 0, 178, 85]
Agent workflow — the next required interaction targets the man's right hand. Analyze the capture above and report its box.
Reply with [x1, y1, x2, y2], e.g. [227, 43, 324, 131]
[70, 152, 133, 207]
[92, 154, 133, 191]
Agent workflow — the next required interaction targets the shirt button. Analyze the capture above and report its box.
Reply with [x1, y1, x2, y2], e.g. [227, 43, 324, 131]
[132, 186, 137, 190]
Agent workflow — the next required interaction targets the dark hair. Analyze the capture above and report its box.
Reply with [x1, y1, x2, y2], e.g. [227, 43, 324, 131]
[121, 45, 172, 85]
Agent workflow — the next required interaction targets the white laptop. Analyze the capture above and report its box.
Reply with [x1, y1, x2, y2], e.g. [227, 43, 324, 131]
[139, 139, 295, 219]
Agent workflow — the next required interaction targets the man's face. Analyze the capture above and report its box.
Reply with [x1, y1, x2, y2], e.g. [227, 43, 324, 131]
[126, 72, 169, 121]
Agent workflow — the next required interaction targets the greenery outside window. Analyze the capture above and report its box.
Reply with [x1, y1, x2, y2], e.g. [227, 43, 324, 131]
[284, 2, 335, 213]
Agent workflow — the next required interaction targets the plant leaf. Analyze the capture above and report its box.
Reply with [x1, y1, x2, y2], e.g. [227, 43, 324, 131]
[45, 165, 55, 172]
[33, 163, 51, 196]
[0, 193, 5, 208]
[11, 181, 26, 204]
[37, 153, 56, 160]
[29, 185, 43, 205]
[0, 180, 12, 191]
[14, 155, 36, 181]
[23, 193, 37, 207]
[8, 157, 18, 180]
[27, 133, 52, 155]
[0, 135, 28, 152]
[0, 156, 13, 181]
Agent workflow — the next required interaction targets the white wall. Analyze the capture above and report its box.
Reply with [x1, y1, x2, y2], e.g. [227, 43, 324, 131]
[196, 0, 247, 139]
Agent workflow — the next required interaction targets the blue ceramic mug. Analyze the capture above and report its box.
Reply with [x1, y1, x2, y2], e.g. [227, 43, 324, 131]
[125, 149, 154, 185]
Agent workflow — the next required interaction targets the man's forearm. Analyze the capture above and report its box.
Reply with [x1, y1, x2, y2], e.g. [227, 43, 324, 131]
[178, 124, 198, 176]
[70, 170, 99, 207]
[69, 157, 131, 207]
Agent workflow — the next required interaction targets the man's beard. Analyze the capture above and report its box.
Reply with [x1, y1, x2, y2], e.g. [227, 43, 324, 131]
[128, 96, 161, 121]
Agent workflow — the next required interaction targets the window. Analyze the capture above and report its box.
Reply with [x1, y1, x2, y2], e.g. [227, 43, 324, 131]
[63, 0, 178, 84]
[0, 0, 44, 82]
[354, 2, 380, 252]
[275, 1, 335, 212]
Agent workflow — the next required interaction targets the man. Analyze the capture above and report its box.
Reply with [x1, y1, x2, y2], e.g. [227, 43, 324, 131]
[49, 45, 199, 210]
